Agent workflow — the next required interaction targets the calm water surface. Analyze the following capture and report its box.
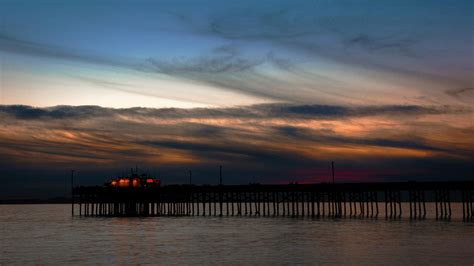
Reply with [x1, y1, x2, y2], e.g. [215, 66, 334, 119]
[1, 204, 473, 265]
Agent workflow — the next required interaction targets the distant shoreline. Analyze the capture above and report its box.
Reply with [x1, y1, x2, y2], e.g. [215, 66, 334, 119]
[0, 198, 71, 205]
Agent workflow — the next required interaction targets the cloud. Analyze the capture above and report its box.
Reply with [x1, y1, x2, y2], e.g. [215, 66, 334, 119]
[182, 4, 421, 58]
[0, 103, 468, 121]
[139, 43, 302, 101]
[0, 33, 298, 102]
[271, 125, 473, 156]
[145, 44, 264, 74]
[1, 103, 472, 164]
[0, 33, 133, 69]
[206, 7, 314, 40]
[445, 88, 474, 98]
[157, 5, 470, 105]
[344, 33, 417, 56]
[0, 105, 111, 120]
[139, 139, 311, 166]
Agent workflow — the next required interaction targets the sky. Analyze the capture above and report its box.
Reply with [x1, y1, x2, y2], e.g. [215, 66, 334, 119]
[0, 0, 473, 199]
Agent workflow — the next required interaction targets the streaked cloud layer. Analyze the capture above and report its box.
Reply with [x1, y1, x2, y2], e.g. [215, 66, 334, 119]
[0, 0, 472, 198]
[1, 103, 472, 198]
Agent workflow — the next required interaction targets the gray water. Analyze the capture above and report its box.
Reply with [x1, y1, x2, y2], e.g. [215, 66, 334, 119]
[0, 204, 473, 265]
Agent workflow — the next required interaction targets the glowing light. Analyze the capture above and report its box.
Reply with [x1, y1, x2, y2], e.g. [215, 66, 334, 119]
[132, 178, 140, 187]
[118, 178, 130, 187]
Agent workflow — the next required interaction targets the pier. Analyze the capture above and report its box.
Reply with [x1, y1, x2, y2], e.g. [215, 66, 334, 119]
[72, 181, 474, 221]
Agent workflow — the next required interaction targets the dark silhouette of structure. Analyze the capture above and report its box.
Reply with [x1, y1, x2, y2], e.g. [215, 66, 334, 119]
[331, 161, 335, 184]
[72, 180, 474, 221]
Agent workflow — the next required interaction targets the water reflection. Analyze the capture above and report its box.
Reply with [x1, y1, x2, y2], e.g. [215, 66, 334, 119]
[0, 204, 472, 265]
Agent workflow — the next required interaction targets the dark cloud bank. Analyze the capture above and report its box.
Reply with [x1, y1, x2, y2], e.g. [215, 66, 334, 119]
[0, 103, 468, 120]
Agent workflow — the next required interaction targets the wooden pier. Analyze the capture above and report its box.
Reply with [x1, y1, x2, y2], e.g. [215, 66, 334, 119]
[73, 181, 474, 221]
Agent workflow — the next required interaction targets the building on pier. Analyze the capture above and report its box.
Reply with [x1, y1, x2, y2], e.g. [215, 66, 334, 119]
[106, 173, 160, 188]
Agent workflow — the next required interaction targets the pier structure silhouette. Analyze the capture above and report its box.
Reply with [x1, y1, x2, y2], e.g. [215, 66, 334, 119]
[73, 181, 474, 220]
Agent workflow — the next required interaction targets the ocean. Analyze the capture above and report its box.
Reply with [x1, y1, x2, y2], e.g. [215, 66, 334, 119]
[0, 204, 473, 265]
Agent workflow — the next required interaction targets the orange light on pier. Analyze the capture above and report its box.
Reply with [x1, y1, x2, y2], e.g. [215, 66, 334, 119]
[132, 178, 140, 187]
[107, 176, 159, 188]
[118, 178, 130, 187]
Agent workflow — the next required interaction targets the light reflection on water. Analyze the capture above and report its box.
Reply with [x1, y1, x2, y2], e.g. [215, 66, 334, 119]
[0, 204, 473, 265]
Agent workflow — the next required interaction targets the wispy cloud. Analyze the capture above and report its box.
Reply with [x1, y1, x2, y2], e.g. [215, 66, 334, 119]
[145, 44, 264, 74]
[0, 33, 133, 69]
[445, 87, 474, 98]
[0, 33, 298, 103]
[344, 33, 418, 56]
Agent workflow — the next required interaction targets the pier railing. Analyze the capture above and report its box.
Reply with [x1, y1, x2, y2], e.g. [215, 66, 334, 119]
[73, 181, 474, 221]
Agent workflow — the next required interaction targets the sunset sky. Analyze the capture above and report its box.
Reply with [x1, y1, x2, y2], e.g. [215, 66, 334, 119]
[0, 0, 473, 198]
